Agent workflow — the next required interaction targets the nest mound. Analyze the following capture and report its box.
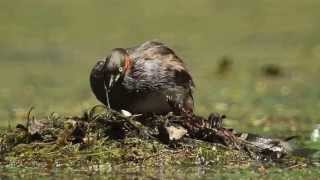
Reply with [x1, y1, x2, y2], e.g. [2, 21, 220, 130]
[0, 106, 306, 170]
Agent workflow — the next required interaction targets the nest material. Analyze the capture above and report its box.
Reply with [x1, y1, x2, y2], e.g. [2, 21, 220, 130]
[0, 106, 301, 169]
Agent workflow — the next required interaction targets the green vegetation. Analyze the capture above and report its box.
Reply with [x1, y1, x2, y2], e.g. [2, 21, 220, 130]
[1, 0, 320, 179]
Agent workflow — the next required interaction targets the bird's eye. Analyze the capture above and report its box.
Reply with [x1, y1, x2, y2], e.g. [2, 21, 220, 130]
[118, 67, 123, 72]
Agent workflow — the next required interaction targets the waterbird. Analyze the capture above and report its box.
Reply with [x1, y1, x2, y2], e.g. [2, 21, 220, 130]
[90, 41, 194, 115]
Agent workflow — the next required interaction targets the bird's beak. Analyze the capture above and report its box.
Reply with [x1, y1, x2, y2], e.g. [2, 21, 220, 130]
[108, 73, 121, 88]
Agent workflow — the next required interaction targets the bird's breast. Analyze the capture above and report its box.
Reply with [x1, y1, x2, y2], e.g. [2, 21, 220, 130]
[128, 91, 172, 114]
[110, 88, 171, 115]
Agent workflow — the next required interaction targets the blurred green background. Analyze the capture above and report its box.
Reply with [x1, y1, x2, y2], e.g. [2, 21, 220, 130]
[1, 0, 320, 135]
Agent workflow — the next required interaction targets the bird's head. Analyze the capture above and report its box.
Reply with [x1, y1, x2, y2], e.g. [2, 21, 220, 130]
[105, 48, 132, 89]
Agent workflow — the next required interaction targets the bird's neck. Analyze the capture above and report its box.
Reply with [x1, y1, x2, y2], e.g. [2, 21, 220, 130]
[123, 54, 133, 74]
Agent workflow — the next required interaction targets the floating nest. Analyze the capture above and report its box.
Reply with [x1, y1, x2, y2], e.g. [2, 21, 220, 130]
[0, 106, 307, 170]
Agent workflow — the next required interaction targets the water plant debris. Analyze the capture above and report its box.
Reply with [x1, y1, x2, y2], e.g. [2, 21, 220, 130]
[0, 106, 308, 169]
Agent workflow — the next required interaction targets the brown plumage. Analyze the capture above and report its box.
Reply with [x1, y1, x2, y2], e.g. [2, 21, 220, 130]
[90, 41, 194, 115]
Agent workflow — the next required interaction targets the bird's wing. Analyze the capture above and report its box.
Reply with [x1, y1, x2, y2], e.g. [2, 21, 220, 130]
[129, 41, 195, 89]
